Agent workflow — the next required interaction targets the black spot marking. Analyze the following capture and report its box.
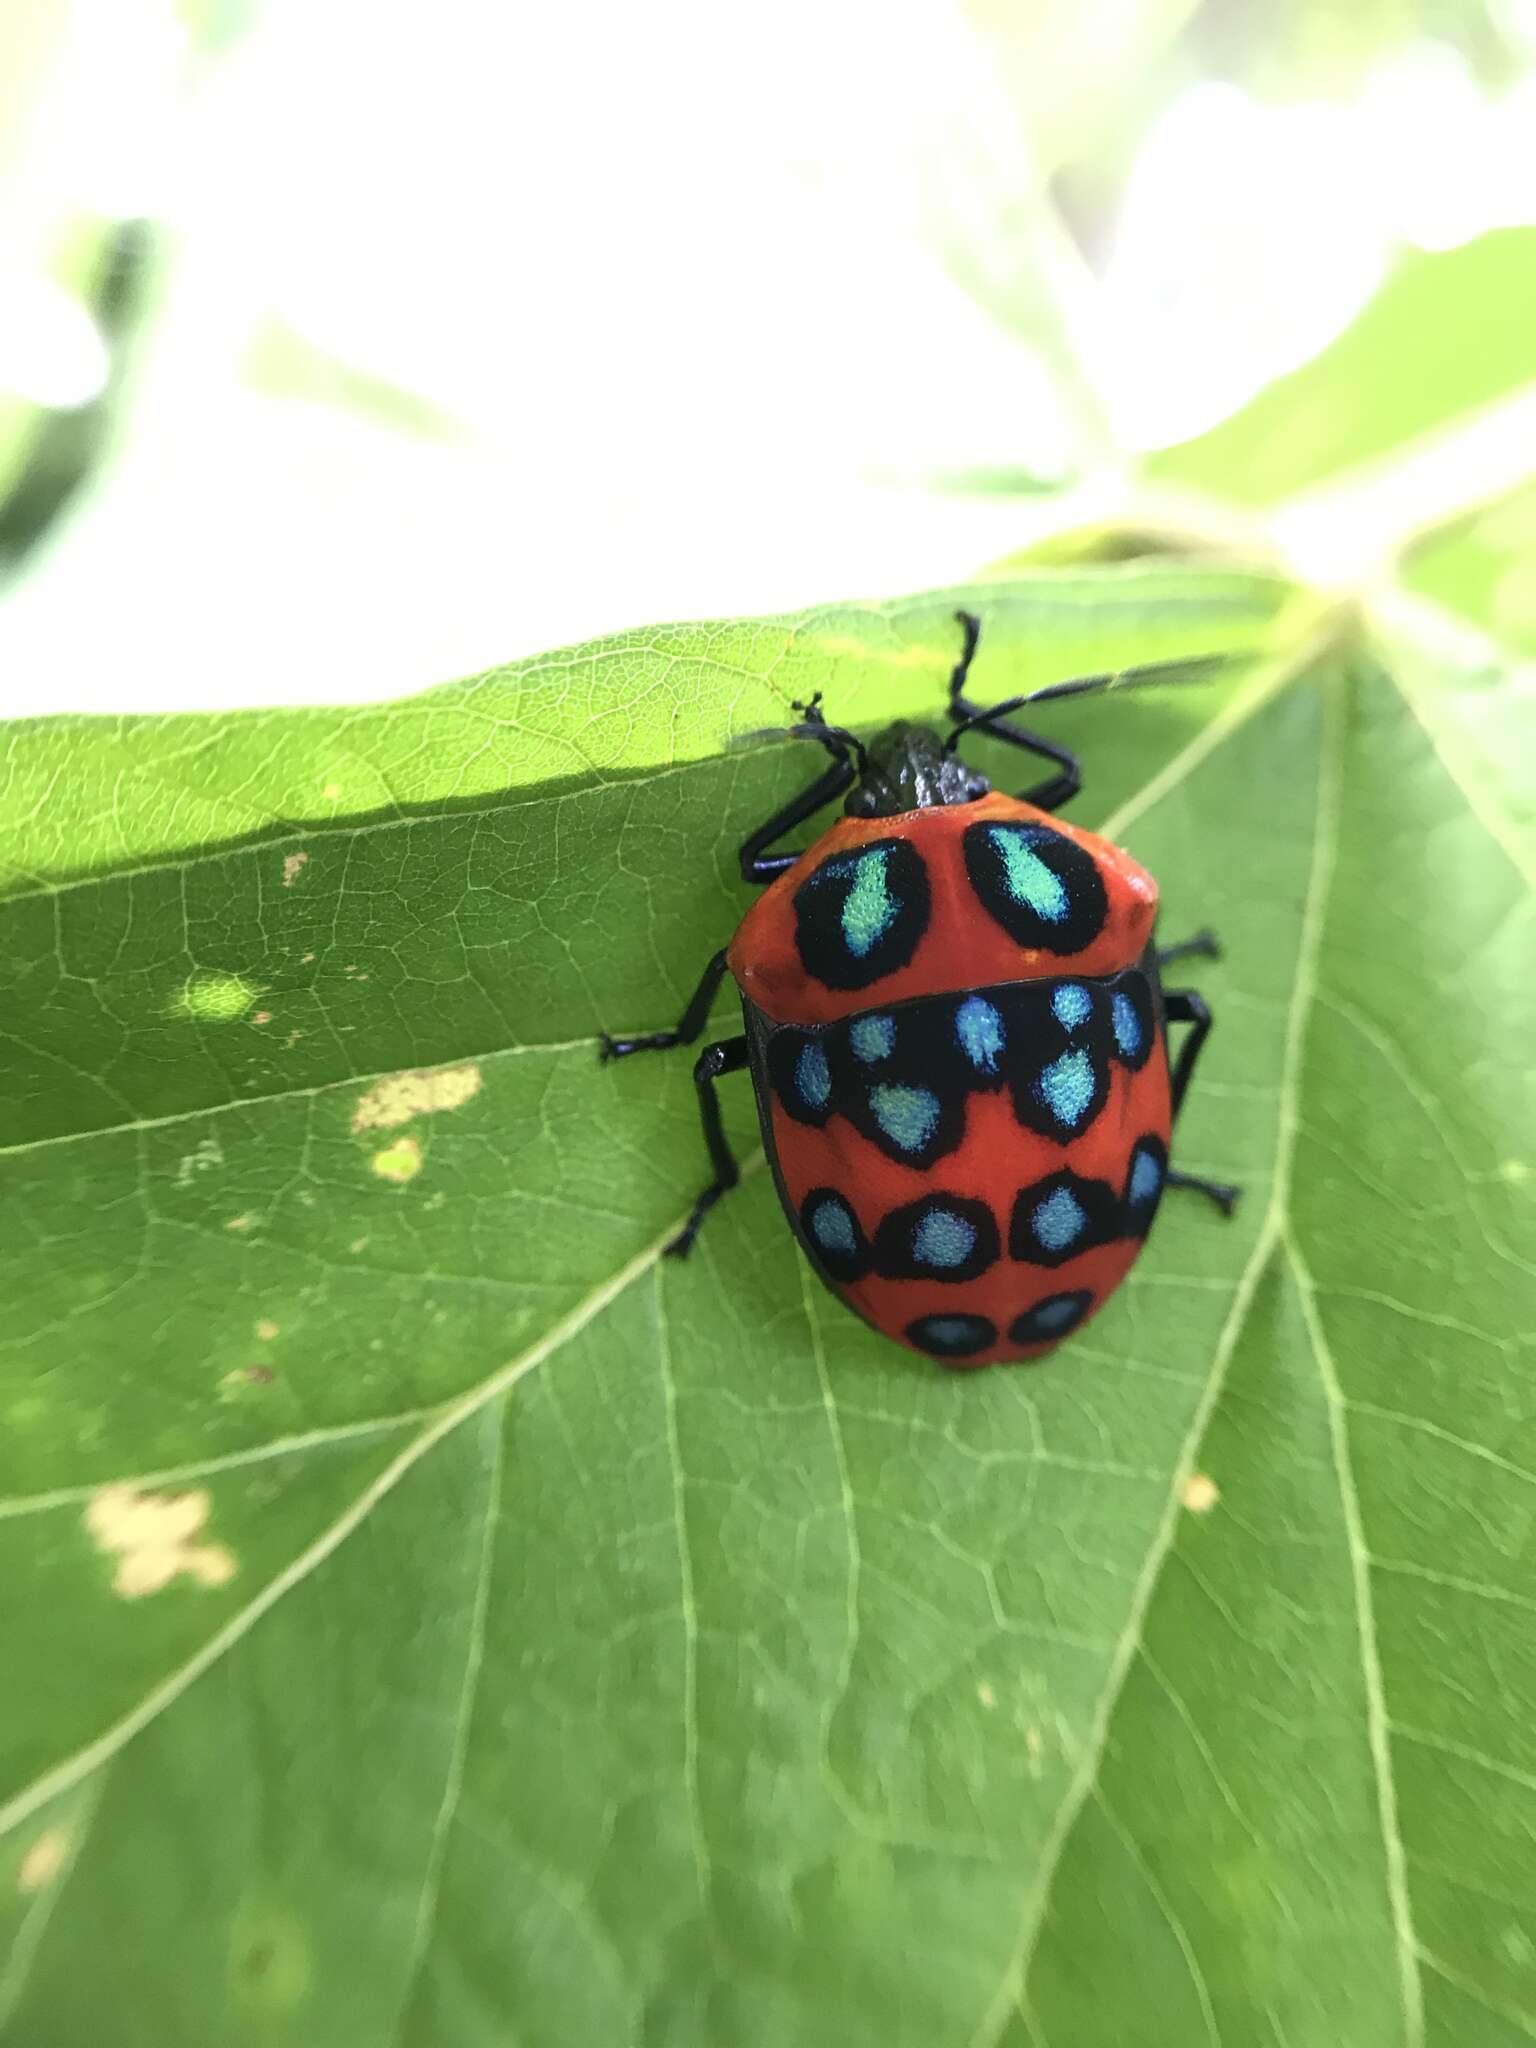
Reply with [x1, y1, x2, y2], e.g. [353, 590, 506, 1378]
[794, 838, 931, 991]
[1010, 1170, 1123, 1267]
[906, 1312, 997, 1359]
[963, 820, 1108, 954]
[766, 1029, 835, 1126]
[1011, 1041, 1111, 1146]
[873, 1192, 1000, 1283]
[1009, 1291, 1093, 1346]
[800, 1187, 871, 1282]
[1109, 976, 1155, 1070]
[765, 968, 1155, 1160]
[1122, 1134, 1168, 1238]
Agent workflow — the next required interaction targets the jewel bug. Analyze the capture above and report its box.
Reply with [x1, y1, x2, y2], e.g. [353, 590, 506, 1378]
[601, 612, 1237, 1368]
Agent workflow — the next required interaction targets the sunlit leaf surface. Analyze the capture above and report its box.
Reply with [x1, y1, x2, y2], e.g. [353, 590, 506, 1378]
[1150, 229, 1536, 505]
[2, 565, 1532, 2045]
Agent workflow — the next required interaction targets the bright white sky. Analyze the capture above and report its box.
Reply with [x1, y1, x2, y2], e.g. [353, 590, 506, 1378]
[1, 0, 1533, 711]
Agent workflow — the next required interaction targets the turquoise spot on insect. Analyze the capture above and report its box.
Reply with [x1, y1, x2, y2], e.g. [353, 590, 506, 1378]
[1128, 1147, 1163, 1207]
[840, 850, 900, 958]
[1033, 1293, 1085, 1331]
[795, 1041, 830, 1109]
[989, 826, 1068, 922]
[911, 1208, 977, 1269]
[955, 995, 1004, 1073]
[811, 1199, 856, 1255]
[1033, 1185, 1086, 1253]
[869, 1083, 941, 1153]
[849, 1013, 895, 1063]
[1052, 984, 1091, 1030]
[1111, 991, 1142, 1059]
[1036, 1048, 1096, 1128]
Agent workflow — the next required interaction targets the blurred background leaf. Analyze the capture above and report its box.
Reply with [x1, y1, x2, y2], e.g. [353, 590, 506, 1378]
[4, 0, 1536, 711]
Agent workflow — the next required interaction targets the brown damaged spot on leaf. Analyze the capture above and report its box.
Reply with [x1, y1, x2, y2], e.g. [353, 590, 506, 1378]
[371, 1136, 423, 1184]
[18, 1828, 70, 1892]
[282, 851, 309, 887]
[220, 1364, 276, 1396]
[85, 1484, 238, 1598]
[352, 1063, 482, 1134]
[1182, 1471, 1220, 1513]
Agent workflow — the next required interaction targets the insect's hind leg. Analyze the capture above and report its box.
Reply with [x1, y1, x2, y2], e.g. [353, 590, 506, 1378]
[667, 1036, 751, 1257]
[1164, 987, 1240, 1217]
[600, 950, 729, 1061]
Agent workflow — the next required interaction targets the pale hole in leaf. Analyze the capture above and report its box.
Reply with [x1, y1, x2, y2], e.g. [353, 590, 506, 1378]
[352, 1063, 482, 1133]
[370, 1136, 423, 1183]
[282, 851, 309, 886]
[85, 1484, 237, 1598]
[172, 973, 258, 1022]
[1182, 1472, 1220, 1513]
[18, 1828, 70, 1892]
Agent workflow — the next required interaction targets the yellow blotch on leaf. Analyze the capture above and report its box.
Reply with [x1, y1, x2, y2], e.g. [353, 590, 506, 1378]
[352, 1063, 481, 1134]
[18, 1829, 70, 1892]
[172, 973, 258, 1022]
[371, 1135, 423, 1183]
[85, 1483, 237, 1598]
[1182, 1472, 1220, 1513]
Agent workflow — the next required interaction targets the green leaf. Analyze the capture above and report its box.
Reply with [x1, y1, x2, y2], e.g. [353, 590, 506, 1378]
[1148, 229, 1536, 506]
[3, 566, 1533, 2045]
[1401, 482, 1536, 658]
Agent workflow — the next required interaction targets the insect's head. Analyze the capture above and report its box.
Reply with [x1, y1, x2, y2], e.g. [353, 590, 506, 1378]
[842, 720, 990, 817]
[765, 615, 1241, 826]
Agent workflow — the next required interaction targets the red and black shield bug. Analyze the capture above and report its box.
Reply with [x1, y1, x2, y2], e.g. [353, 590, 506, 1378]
[600, 612, 1237, 1369]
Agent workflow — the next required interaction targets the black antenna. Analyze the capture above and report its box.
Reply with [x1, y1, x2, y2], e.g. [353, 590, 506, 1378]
[943, 652, 1242, 753]
[735, 693, 871, 777]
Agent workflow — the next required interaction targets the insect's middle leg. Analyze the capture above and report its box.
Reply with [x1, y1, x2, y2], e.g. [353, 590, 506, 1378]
[1164, 986, 1240, 1216]
[1156, 928, 1221, 970]
[600, 949, 729, 1060]
[667, 1035, 751, 1257]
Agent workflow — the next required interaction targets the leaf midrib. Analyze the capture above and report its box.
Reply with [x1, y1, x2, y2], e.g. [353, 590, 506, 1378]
[969, 658, 1347, 2044]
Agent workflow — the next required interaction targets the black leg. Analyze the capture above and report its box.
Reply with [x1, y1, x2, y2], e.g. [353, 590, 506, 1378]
[1157, 928, 1221, 970]
[1163, 987, 1240, 1215]
[738, 705, 858, 882]
[1167, 1167, 1240, 1217]
[945, 610, 1082, 812]
[667, 1036, 750, 1256]
[739, 754, 855, 883]
[601, 950, 729, 1061]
